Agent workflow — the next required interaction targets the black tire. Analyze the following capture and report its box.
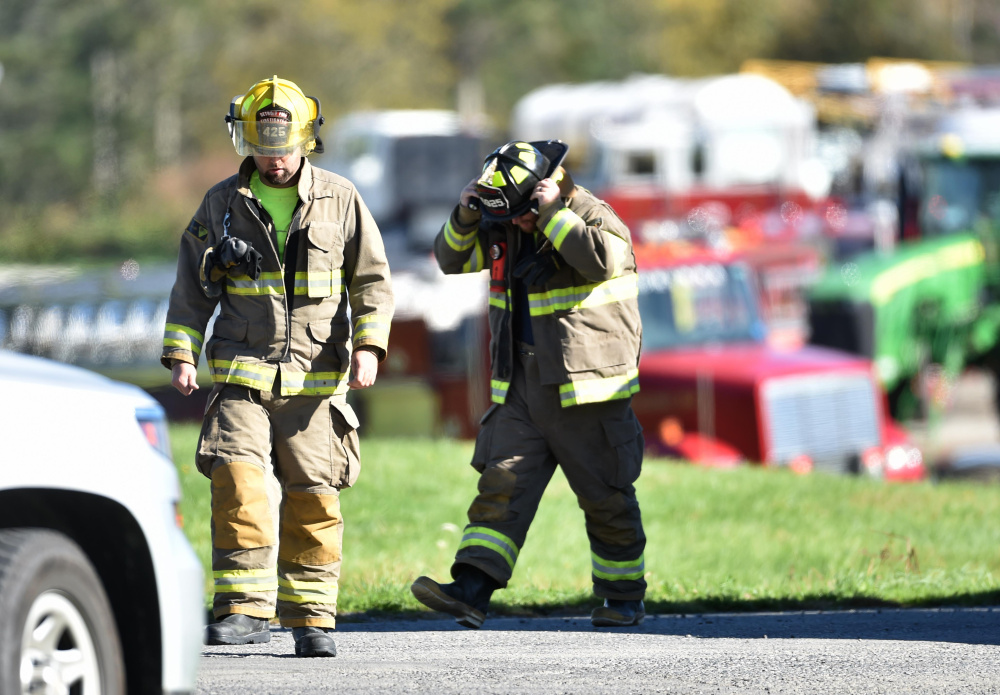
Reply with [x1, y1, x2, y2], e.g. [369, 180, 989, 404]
[0, 528, 125, 695]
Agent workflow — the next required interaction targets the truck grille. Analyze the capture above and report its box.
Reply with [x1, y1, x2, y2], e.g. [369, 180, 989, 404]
[762, 373, 880, 473]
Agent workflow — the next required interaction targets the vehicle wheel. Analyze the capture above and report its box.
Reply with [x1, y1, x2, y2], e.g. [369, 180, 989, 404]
[0, 528, 125, 695]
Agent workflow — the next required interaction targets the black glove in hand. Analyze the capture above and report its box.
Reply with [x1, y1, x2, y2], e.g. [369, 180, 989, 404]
[212, 237, 262, 280]
[513, 249, 562, 286]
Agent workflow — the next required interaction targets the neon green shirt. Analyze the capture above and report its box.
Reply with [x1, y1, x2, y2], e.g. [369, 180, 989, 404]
[250, 171, 299, 260]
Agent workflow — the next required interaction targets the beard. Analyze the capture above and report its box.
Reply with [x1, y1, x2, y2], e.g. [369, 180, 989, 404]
[260, 167, 294, 186]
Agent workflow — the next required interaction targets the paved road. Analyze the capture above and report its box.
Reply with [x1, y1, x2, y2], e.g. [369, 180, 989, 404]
[196, 607, 1000, 694]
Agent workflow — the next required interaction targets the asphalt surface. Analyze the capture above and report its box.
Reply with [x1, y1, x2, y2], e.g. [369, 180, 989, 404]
[197, 374, 1000, 694]
[196, 608, 1000, 694]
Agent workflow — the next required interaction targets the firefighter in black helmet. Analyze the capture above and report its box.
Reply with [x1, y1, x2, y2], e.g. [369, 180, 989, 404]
[412, 140, 648, 628]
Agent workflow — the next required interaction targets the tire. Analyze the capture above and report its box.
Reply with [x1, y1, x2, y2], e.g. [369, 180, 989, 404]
[0, 528, 125, 695]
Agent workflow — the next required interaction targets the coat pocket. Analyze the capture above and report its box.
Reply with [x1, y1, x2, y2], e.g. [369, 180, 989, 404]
[330, 401, 361, 488]
[305, 221, 345, 298]
[210, 314, 249, 342]
[560, 333, 627, 374]
[307, 316, 352, 362]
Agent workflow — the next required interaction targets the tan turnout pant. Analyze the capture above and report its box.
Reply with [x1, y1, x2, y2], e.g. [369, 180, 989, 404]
[196, 382, 360, 628]
[454, 345, 647, 600]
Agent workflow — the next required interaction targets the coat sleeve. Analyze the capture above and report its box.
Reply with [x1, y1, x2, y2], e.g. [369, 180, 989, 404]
[535, 189, 635, 283]
[433, 205, 489, 275]
[160, 195, 221, 369]
[343, 188, 394, 362]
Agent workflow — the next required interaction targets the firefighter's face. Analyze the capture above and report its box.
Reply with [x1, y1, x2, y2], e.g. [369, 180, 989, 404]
[253, 150, 302, 187]
[511, 210, 539, 234]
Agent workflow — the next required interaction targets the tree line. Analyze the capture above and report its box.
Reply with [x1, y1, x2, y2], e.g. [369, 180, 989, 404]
[1, 0, 997, 262]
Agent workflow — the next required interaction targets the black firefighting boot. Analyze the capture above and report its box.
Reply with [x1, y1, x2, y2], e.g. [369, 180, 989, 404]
[292, 627, 337, 657]
[591, 599, 646, 627]
[410, 565, 499, 629]
[205, 613, 271, 645]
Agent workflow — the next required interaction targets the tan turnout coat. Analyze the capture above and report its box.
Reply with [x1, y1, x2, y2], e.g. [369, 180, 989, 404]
[434, 181, 641, 407]
[161, 157, 393, 396]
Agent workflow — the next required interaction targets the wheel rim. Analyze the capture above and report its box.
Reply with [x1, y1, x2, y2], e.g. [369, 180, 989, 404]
[19, 590, 102, 695]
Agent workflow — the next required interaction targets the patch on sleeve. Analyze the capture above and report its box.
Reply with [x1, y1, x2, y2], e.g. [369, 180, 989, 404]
[185, 218, 209, 240]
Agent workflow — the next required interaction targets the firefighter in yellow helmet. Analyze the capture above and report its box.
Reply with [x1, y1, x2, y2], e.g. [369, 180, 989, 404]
[411, 141, 647, 628]
[161, 76, 394, 657]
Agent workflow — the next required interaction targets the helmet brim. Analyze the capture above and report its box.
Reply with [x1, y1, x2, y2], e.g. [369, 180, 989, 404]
[529, 140, 569, 178]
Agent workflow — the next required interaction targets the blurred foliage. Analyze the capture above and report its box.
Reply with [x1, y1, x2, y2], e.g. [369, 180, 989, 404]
[1, 0, 998, 262]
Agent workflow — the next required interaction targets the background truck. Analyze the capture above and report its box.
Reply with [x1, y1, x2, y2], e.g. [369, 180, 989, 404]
[312, 109, 492, 253]
[511, 73, 835, 347]
[631, 245, 924, 481]
[807, 91, 1000, 421]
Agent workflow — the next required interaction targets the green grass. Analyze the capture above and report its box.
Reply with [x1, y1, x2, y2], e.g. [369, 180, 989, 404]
[170, 423, 1000, 618]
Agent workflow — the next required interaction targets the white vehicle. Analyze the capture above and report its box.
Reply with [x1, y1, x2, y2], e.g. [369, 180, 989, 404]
[314, 109, 490, 251]
[511, 73, 827, 199]
[0, 350, 204, 694]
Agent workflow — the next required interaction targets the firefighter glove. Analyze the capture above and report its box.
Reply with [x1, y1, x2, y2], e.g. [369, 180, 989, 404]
[513, 249, 562, 286]
[211, 237, 262, 281]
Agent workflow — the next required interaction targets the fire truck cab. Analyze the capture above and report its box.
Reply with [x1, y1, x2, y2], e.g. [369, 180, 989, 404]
[632, 244, 924, 481]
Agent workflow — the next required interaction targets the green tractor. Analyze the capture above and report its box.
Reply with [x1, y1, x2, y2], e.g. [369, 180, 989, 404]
[808, 105, 1000, 421]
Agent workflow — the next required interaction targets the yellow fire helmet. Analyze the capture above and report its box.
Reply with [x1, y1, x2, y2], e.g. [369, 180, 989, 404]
[225, 75, 325, 157]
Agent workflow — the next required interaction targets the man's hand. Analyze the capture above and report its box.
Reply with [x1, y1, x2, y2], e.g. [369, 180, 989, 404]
[531, 178, 561, 209]
[171, 362, 200, 396]
[348, 349, 379, 390]
[459, 177, 481, 210]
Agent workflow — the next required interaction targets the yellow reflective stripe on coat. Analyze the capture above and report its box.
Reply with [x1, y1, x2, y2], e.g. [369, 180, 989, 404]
[280, 370, 349, 396]
[528, 274, 638, 316]
[212, 567, 279, 593]
[559, 369, 640, 407]
[488, 288, 508, 310]
[353, 314, 390, 347]
[293, 270, 344, 296]
[276, 577, 339, 605]
[591, 552, 645, 581]
[163, 323, 204, 357]
[444, 218, 478, 252]
[607, 233, 630, 277]
[542, 207, 584, 251]
[225, 271, 285, 296]
[490, 379, 510, 404]
[462, 240, 486, 273]
[208, 359, 277, 391]
[458, 525, 520, 570]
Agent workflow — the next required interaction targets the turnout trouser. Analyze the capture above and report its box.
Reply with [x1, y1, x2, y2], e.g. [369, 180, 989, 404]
[196, 382, 360, 628]
[454, 345, 647, 600]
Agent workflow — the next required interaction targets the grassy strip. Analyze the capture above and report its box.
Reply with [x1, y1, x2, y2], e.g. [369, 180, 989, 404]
[170, 423, 1000, 618]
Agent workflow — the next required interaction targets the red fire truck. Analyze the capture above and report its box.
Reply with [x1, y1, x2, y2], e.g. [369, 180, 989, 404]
[631, 244, 924, 481]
